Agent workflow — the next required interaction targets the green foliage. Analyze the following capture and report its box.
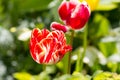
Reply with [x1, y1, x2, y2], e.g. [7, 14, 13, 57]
[98, 42, 117, 57]
[96, 0, 118, 11]
[96, 4, 118, 11]
[13, 71, 51, 80]
[93, 71, 120, 80]
[53, 72, 91, 80]
[13, 72, 32, 80]
[71, 72, 91, 80]
[54, 74, 71, 80]
[88, 14, 110, 39]
[13, 71, 120, 80]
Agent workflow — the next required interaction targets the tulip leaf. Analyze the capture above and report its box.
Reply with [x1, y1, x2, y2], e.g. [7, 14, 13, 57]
[88, 14, 110, 39]
[13, 72, 32, 80]
[96, 4, 118, 11]
[96, 0, 118, 11]
[98, 41, 117, 57]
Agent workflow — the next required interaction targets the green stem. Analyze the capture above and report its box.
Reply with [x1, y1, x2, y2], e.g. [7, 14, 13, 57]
[80, 24, 88, 72]
[76, 24, 88, 72]
[43, 64, 46, 71]
[67, 30, 74, 74]
[75, 48, 81, 72]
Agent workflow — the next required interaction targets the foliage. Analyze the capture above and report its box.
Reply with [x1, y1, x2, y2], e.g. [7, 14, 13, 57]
[93, 71, 120, 80]
[0, 0, 120, 80]
[13, 71, 120, 80]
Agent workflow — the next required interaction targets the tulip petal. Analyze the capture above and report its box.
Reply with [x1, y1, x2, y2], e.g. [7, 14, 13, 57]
[67, 2, 90, 29]
[30, 28, 50, 62]
[58, 0, 70, 21]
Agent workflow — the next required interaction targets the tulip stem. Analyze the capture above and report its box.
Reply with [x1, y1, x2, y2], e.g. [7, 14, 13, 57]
[43, 64, 46, 71]
[80, 24, 88, 72]
[68, 30, 74, 74]
[75, 48, 81, 72]
[75, 24, 88, 72]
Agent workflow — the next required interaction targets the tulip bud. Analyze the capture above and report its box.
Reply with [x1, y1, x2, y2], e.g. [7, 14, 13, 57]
[50, 22, 68, 33]
[58, 0, 90, 30]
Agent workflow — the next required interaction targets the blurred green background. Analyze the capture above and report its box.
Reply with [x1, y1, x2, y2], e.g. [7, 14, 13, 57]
[0, 0, 120, 80]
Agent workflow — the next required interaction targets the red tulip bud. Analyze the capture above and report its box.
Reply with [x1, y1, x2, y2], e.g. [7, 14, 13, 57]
[50, 22, 68, 33]
[58, 0, 90, 30]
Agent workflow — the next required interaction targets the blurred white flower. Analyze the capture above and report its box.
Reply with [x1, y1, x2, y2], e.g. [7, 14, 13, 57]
[18, 30, 31, 41]
[0, 61, 6, 77]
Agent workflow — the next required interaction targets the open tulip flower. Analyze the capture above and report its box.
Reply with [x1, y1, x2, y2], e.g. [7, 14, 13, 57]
[30, 28, 72, 64]
[58, 0, 90, 30]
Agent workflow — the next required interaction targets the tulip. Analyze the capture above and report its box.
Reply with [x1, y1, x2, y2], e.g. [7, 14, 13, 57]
[50, 22, 68, 33]
[58, 0, 90, 30]
[30, 28, 72, 64]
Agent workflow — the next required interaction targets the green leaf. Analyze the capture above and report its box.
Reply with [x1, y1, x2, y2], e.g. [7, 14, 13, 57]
[107, 61, 118, 72]
[13, 72, 32, 80]
[96, 4, 118, 11]
[88, 14, 110, 39]
[54, 74, 71, 80]
[98, 41, 117, 57]
[71, 72, 91, 80]
[53, 74, 71, 80]
[96, 0, 118, 11]
[38, 72, 51, 80]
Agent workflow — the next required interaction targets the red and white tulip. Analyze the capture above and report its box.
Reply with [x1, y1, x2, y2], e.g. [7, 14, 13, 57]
[30, 28, 72, 64]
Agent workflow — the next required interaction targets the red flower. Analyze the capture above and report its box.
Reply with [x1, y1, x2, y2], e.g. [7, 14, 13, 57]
[30, 28, 72, 64]
[58, 0, 90, 30]
[50, 22, 68, 33]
